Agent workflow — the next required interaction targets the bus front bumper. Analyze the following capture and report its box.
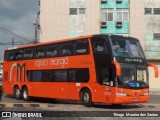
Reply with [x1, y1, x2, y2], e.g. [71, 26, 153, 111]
[112, 96, 149, 104]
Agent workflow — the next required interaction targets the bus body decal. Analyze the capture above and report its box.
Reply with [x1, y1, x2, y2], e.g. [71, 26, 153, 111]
[35, 57, 69, 68]
[10, 63, 26, 82]
[10, 63, 17, 81]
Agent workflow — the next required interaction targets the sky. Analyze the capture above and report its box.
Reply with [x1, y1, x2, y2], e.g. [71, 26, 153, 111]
[0, 0, 39, 60]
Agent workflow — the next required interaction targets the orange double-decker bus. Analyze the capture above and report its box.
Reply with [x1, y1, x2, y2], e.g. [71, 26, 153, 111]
[2, 34, 159, 106]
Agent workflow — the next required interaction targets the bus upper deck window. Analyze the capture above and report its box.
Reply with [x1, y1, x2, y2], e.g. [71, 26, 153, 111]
[46, 45, 58, 57]
[24, 49, 33, 59]
[9, 52, 14, 61]
[35, 47, 45, 58]
[93, 41, 108, 54]
[60, 43, 73, 56]
[75, 39, 89, 55]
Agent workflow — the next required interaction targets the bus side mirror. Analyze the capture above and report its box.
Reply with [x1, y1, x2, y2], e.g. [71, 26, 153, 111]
[112, 61, 121, 77]
[147, 63, 159, 78]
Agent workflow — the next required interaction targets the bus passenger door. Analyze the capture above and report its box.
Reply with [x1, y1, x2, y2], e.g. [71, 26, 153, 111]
[91, 36, 113, 102]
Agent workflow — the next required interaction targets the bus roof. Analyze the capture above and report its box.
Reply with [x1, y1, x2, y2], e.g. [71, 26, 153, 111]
[5, 35, 93, 51]
[5, 34, 139, 51]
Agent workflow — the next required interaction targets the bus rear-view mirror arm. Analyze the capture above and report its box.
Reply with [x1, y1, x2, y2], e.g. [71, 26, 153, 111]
[147, 63, 159, 78]
[112, 61, 121, 77]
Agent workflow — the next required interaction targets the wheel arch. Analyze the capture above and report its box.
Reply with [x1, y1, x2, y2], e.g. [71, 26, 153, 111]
[79, 86, 95, 101]
[21, 84, 28, 91]
[13, 84, 20, 93]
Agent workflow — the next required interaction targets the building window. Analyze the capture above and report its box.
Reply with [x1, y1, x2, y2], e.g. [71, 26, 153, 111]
[145, 8, 152, 14]
[79, 8, 86, 14]
[153, 8, 160, 14]
[153, 33, 160, 40]
[116, 9, 129, 21]
[101, 9, 113, 21]
[69, 8, 77, 15]
[70, 8, 86, 15]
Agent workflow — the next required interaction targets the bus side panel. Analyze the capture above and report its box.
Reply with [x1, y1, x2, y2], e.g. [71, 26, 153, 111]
[3, 62, 14, 95]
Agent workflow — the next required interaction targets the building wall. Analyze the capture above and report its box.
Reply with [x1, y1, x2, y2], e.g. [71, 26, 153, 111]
[130, 0, 145, 49]
[40, 0, 100, 42]
[40, 0, 69, 42]
[144, 0, 160, 59]
[101, 0, 129, 35]
[40, 0, 160, 89]
[130, 0, 160, 89]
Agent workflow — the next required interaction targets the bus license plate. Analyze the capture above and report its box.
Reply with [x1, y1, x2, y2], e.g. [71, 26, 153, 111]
[133, 98, 139, 101]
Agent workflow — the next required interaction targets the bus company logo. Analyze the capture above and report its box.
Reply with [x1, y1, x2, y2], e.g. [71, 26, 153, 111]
[125, 58, 143, 63]
[10, 63, 26, 82]
[35, 57, 69, 68]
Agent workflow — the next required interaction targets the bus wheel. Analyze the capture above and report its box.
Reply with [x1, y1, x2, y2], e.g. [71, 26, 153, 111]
[14, 87, 22, 99]
[22, 87, 30, 101]
[82, 89, 92, 107]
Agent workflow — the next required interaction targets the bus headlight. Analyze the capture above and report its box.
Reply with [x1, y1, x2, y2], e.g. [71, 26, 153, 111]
[116, 92, 127, 96]
[143, 92, 149, 96]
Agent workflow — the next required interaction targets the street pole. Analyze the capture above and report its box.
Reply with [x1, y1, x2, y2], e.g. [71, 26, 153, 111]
[12, 37, 14, 47]
[33, 0, 40, 44]
[34, 12, 40, 44]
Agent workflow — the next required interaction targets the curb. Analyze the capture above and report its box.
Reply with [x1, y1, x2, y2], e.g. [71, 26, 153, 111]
[0, 103, 159, 109]
[0, 103, 55, 108]
[0, 103, 83, 108]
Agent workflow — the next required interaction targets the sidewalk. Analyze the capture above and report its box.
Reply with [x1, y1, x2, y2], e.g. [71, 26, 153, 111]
[149, 88, 160, 92]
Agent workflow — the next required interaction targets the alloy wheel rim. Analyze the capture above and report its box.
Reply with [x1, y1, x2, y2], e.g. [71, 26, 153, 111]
[84, 92, 89, 103]
[16, 89, 20, 97]
[23, 90, 28, 99]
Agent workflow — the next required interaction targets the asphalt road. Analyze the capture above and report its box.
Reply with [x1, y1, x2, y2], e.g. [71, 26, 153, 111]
[0, 91, 160, 120]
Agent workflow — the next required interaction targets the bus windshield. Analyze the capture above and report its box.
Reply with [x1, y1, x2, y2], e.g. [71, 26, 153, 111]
[117, 63, 149, 88]
[110, 37, 144, 58]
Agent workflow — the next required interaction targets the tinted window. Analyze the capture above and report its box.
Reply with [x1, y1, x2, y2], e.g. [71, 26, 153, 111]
[54, 70, 68, 82]
[24, 48, 33, 59]
[42, 70, 54, 82]
[46, 45, 58, 57]
[75, 68, 89, 82]
[110, 38, 144, 58]
[92, 38, 109, 54]
[97, 68, 111, 85]
[6, 50, 15, 61]
[28, 71, 42, 82]
[74, 39, 89, 55]
[35, 46, 45, 58]
[4, 51, 12, 61]
[15, 49, 23, 60]
[60, 42, 73, 56]
[27, 68, 89, 83]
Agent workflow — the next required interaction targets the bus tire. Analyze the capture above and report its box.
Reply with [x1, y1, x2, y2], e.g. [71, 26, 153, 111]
[22, 87, 30, 101]
[82, 89, 92, 107]
[14, 86, 22, 99]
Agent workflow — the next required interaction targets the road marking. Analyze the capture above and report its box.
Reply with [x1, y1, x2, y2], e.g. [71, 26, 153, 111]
[39, 104, 48, 108]
[1, 103, 160, 109]
[23, 104, 31, 108]
[5, 104, 14, 108]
